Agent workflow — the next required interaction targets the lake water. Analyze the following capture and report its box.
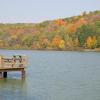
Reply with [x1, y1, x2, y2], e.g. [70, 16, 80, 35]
[0, 50, 100, 100]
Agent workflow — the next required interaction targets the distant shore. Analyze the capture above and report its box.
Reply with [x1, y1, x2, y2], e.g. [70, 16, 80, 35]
[0, 47, 100, 52]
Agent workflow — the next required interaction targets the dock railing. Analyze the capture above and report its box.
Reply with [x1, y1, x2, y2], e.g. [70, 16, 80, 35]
[0, 55, 27, 78]
[0, 55, 27, 68]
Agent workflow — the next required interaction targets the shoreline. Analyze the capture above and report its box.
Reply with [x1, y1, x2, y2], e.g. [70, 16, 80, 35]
[0, 47, 100, 52]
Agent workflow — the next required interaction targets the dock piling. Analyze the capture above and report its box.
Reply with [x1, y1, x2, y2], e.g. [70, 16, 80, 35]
[3, 72, 7, 78]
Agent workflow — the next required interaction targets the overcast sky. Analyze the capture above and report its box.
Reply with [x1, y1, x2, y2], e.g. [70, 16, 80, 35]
[0, 0, 100, 23]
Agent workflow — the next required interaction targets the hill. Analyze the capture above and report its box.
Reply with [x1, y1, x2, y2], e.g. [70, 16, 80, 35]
[0, 10, 100, 51]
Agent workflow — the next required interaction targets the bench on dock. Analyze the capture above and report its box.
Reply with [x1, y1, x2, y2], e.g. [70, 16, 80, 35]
[0, 55, 27, 78]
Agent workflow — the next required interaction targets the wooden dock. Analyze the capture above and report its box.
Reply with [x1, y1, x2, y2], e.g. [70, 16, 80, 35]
[0, 55, 27, 78]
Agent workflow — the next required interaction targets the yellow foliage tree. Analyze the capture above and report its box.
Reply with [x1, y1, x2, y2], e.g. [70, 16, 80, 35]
[59, 40, 65, 49]
[85, 36, 97, 48]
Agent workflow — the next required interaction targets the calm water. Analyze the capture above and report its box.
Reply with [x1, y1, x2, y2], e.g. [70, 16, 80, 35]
[0, 50, 100, 100]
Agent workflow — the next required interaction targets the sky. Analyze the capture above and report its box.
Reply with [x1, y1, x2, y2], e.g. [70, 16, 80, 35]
[0, 0, 100, 23]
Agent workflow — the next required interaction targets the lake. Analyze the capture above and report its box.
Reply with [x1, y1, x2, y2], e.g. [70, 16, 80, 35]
[0, 50, 100, 100]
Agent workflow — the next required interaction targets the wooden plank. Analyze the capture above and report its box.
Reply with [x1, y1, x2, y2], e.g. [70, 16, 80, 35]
[0, 67, 25, 70]
[0, 67, 25, 72]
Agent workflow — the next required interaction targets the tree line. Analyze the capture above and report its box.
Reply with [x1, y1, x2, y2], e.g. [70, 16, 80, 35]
[0, 10, 100, 51]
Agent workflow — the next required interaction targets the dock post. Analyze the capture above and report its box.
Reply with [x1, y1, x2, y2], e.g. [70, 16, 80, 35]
[0, 72, 2, 78]
[3, 72, 7, 78]
[21, 69, 25, 78]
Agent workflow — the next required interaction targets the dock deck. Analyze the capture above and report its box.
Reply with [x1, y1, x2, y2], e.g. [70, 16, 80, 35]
[0, 55, 27, 78]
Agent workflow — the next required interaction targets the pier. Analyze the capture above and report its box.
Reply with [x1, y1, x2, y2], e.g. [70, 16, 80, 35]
[0, 55, 27, 78]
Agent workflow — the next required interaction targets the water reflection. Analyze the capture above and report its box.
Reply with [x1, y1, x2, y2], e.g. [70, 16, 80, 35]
[0, 78, 28, 100]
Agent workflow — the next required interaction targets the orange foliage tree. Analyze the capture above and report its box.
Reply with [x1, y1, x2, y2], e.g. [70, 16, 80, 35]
[66, 23, 77, 34]
[76, 18, 87, 27]
[52, 35, 61, 48]
[55, 19, 66, 26]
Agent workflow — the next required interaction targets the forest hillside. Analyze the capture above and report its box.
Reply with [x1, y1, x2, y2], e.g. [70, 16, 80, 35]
[0, 10, 100, 51]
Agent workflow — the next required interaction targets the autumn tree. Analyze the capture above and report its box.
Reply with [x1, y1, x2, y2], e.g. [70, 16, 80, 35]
[76, 24, 95, 47]
[85, 36, 97, 49]
[66, 23, 77, 34]
[52, 35, 61, 49]
[73, 38, 79, 47]
[97, 36, 100, 47]
[59, 40, 65, 49]
[38, 35, 49, 49]
[55, 19, 66, 26]
[22, 34, 34, 48]
[0, 40, 5, 48]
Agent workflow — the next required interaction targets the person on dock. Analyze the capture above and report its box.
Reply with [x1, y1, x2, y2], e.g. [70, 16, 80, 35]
[19, 56, 23, 67]
[12, 56, 16, 67]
